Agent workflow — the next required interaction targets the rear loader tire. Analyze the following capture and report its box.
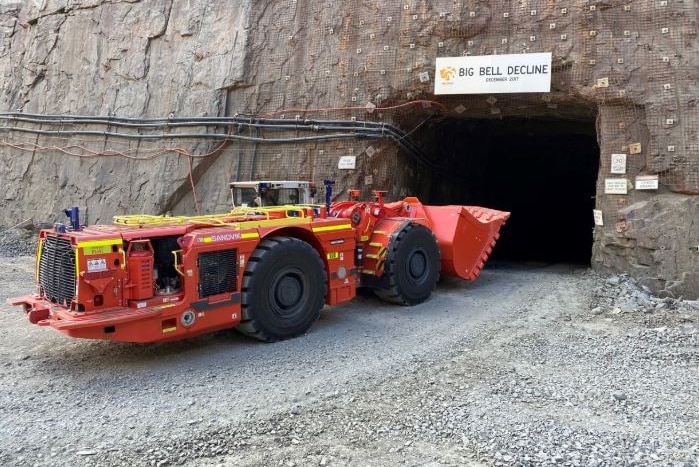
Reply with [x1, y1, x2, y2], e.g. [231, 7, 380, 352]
[374, 223, 441, 306]
[237, 237, 326, 342]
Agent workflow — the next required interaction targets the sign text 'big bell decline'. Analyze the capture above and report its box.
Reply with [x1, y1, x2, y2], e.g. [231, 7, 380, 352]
[435, 53, 552, 95]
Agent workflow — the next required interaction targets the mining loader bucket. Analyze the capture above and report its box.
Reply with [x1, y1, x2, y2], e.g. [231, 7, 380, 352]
[423, 206, 510, 281]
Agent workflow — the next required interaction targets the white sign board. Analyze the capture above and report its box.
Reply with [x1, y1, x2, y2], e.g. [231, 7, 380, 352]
[636, 175, 659, 190]
[435, 53, 552, 95]
[611, 154, 627, 174]
[593, 210, 604, 226]
[338, 156, 356, 170]
[605, 178, 628, 195]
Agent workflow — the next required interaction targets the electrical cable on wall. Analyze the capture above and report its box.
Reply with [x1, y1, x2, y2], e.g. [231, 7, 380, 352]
[0, 106, 448, 212]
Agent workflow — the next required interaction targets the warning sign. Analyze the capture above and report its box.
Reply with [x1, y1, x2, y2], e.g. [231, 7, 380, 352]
[593, 210, 604, 226]
[87, 258, 107, 272]
[338, 156, 356, 170]
[636, 175, 659, 190]
[605, 178, 628, 195]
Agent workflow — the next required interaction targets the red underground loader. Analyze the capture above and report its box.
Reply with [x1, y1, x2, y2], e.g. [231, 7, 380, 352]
[9, 181, 509, 343]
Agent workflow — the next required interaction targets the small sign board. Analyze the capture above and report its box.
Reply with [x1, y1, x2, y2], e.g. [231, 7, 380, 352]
[611, 154, 627, 174]
[629, 143, 642, 155]
[435, 53, 552, 95]
[593, 210, 604, 226]
[87, 258, 107, 272]
[635, 175, 659, 190]
[605, 178, 628, 194]
[338, 156, 356, 170]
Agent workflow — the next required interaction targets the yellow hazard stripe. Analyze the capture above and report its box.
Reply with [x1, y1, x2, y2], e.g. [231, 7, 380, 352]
[35, 238, 44, 283]
[312, 223, 352, 233]
[237, 217, 310, 229]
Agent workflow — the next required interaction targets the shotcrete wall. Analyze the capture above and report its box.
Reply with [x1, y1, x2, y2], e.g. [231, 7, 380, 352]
[1, 0, 698, 297]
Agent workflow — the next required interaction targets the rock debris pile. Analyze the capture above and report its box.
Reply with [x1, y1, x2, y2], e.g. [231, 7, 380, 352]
[0, 227, 37, 257]
[591, 272, 699, 315]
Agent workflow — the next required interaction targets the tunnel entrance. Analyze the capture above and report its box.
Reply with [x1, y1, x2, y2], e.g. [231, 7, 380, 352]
[413, 116, 599, 264]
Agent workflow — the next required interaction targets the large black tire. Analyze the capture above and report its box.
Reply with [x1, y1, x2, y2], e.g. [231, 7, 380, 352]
[374, 223, 441, 306]
[237, 237, 326, 342]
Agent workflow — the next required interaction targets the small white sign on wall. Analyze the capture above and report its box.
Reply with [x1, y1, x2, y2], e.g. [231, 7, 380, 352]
[605, 178, 628, 194]
[611, 154, 627, 174]
[338, 156, 356, 170]
[593, 210, 604, 226]
[635, 175, 659, 190]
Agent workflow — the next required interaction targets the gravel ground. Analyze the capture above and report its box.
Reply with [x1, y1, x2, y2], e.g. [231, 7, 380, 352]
[0, 241, 697, 466]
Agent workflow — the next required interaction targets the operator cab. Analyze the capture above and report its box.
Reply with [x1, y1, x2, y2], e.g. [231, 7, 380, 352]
[230, 181, 317, 208]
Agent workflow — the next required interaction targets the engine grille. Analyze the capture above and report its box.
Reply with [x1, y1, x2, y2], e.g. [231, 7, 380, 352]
[198, 249, 238, 298]
[38, 235, 76, 306]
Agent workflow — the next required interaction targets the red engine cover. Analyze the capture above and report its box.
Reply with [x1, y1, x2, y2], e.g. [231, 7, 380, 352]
[127, 243, 154, 300]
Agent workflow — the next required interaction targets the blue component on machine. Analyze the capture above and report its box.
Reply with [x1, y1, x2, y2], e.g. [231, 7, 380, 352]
[53, 223, 66, 233]
[323, 179, 335, 211]
[64, 206, 81, 231]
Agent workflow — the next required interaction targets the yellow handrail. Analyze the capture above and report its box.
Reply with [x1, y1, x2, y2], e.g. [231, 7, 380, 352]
[172, 250, 184, 277]
[113, 205, 310, 227]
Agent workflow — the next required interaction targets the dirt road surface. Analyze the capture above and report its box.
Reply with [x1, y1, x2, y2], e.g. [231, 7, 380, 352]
[1, 255, 697, 466]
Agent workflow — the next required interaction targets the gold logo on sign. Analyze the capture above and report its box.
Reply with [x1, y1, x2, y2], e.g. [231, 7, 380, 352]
[439, 67, 457, 82]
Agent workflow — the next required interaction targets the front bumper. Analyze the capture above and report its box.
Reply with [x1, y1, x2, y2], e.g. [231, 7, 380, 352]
[8, 294, 241, 343]
[8, 294, 162, 341]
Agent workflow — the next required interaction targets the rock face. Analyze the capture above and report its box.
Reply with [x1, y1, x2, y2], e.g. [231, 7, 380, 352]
[0, 0, 250, 221]
[593, 195, 699, 298]
[0, 0, 698, 297]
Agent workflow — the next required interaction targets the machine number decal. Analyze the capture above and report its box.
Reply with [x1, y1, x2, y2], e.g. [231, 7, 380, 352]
[87, 258, 107, 272]
[327, 252, 339, 260]
[83, 245, 111, 255]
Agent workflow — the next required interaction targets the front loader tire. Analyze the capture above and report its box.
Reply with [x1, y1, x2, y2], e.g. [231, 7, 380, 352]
[375, 223, 440, 306]
[237, 237, 326, 342]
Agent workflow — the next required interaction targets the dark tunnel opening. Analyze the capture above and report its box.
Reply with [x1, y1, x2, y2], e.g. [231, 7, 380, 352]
[413, 116, 600, 264]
